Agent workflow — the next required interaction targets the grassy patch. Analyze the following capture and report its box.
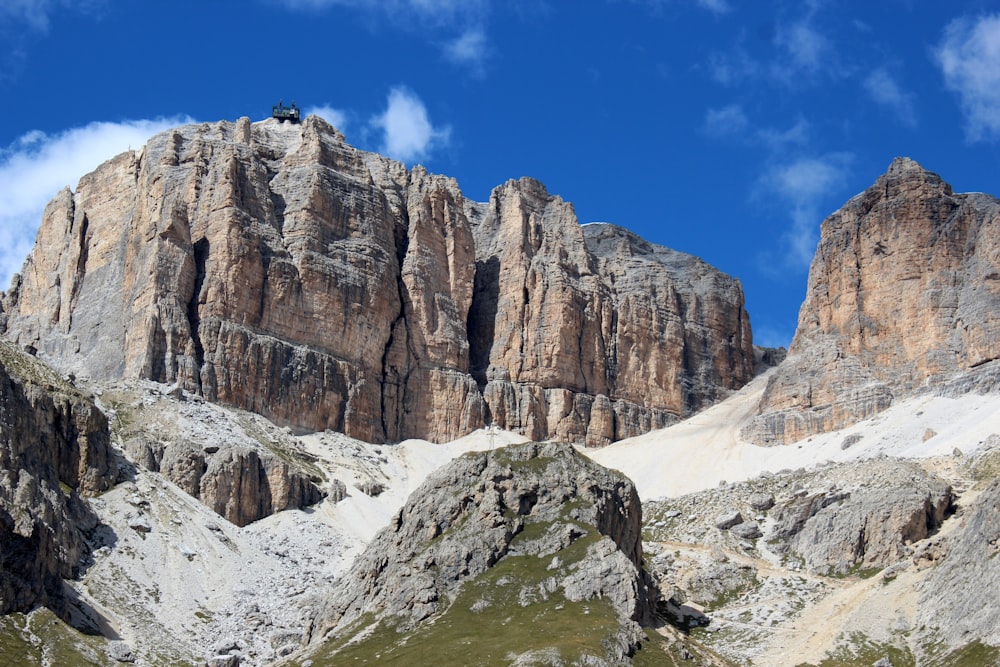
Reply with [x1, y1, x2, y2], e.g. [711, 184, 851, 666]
[796, 632, 915, 667]
[922, 640, 1000, 667]
[307, 515, 669, 666]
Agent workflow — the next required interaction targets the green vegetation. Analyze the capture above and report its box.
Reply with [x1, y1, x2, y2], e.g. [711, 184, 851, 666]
[0, 607, 202, 667]
[921, 640, 1000, 667]
[305, 469, 671, 667]
[796, 632, 915, 667]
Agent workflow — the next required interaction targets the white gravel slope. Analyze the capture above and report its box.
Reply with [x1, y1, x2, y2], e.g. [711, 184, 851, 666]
[588, 370, 1000, 501]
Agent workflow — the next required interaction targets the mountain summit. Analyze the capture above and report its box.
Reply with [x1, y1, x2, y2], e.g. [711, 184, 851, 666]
[1, 116, 754, 446]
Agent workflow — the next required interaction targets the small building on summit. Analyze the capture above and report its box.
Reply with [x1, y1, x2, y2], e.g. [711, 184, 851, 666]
[272, 100, 301, 123]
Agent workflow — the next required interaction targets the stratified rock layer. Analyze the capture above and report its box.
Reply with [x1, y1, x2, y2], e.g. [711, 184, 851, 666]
[745, 158, 1000, 445]
[2, 117, 753, 445]
[0, 341, 117, 614]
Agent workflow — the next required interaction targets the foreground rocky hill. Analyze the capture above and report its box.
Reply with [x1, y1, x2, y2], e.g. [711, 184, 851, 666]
[0, 116, 753, 446]
[745, 157, 1000, 445]
[300, 442, 664, 666]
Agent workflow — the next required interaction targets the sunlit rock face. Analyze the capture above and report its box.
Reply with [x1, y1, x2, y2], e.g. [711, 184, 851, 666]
[745, 157, 1000, 445]
[3, 116, 754, 445]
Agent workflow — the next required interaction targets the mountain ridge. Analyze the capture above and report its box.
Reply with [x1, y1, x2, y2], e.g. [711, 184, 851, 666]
[1, 115, 754, 447]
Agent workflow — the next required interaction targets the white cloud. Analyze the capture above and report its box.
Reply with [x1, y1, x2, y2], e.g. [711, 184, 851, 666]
[771, 20, 836, 83]
[0, 117, 191, 291]
[304, 104, 348, 132]
[704, 105, 808, 151]
[370, 87, 450, 164]
[864, 67, 917, 128]
[444, 28, 487, 67]
[272, 0, 472, 17]
[0, 0, 104, 31]
[695, 0, 731, 15]
[0, 0, 52, 30]
[758, 153, 852, 269]
[757, 117, 809, 150]
[707, 45, 760, 86]
[935, 13, 1000, 142]
[268, 0, 490, 69]
[704, 104, 749, 137]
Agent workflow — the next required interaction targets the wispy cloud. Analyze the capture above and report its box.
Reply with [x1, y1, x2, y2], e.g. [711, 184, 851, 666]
[444, 28, 488, 70]
[0, 0, 104, 31]
[708, 5, 842, 89]
[268, 0, 491, 70]
[864, 67, 917, 128]
[370, 87, 450, 164]
[707, 44, 760, 86]
[0, 0, 54, 30]
[704, 104, 749, 137]
[757, 153, 853, 270]
[704, 105, 809, 151]
[769, 16, 843, 86]
[695, 0, 731, 15]
[0, 117, 191, 291]
[935, 13, 1000, 142]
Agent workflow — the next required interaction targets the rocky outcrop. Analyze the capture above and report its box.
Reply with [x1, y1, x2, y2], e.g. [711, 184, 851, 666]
[0, 340, 117, 614]
[116, 384, 325, 527]
[3, 116, 754, 445]
[769, 463, 953, 575]
[307, 442, 657, 661]
[744, 158, 1000, 445]
[917, 478, 1000, 647]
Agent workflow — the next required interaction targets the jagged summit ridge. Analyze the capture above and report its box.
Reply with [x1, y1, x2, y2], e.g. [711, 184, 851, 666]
[2, 115, 754, 445]
[744, 157, 1000, 445]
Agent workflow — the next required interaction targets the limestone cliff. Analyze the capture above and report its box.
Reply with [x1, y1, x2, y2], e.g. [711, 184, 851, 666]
[2, 116, 754, 445]
[744, 157, 1000, 445]
[0, 340, 117, 615]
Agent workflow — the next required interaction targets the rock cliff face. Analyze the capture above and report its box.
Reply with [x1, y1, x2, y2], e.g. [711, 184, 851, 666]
[918, 477, 1000, 648]
[306, 441, 658, 664]
[768, 462, 953, 575]
[745, 158, 1000, 445]
[2, 116, 754, 445]
[0, 340, 117, 614]
[113, 382, 326, 527]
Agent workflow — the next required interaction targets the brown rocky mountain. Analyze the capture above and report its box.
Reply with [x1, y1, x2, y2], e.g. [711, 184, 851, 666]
[744, 157, 1000, 445]
[0, 116, 754, 446]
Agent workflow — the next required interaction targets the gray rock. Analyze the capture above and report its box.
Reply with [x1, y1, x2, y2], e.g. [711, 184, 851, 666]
[357, 480, 384, 497]
[107, 640, 135, 662]
[770, 461, 953, 575]
[748, 493, 775, 511]
[205, 656, 240, 667]
[327, 478, 348, 503]
[731, 521, 762, 540]
[841, 434, 863, 450]
[917, 478, 1000, 646]
[128, 515, 152, 534]
[715, 510, 743, 530]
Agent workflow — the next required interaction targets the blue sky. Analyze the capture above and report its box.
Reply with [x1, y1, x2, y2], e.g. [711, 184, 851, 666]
[2, 1, 1000, 347]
